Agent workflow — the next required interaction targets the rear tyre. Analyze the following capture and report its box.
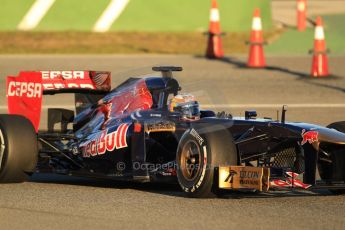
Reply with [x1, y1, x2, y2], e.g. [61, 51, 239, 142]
[0, 115, 38, 183]
[176, 124, 237, 198]
[319, 121, 345, 194]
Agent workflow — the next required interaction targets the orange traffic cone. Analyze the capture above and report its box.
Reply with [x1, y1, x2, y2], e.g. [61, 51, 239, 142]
[205, 0, 224, 59]
[247, 8, 266, 68]
[297, 0, 307, 31]
[310, 17, 329, 77]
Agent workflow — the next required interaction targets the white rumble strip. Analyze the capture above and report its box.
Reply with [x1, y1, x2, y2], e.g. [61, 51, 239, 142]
[93, 0, 130, 32]
[17, 0, 56, 31]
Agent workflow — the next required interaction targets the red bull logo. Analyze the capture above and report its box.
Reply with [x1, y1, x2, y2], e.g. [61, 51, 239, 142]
[82, 123, 129, 158]
[301, 129, 319, 145]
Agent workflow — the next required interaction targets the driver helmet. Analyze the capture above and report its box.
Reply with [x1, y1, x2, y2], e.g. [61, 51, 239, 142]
[168, 94, 200, 120]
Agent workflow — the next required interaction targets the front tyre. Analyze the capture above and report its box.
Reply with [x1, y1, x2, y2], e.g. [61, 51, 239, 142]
[176, 124, 237, 198]
[0, 115, 38, 183]
[319, 121, 345, 194]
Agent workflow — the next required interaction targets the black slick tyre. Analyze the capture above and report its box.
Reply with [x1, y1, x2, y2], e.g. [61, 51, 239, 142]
[319, 121, 345, 194]
[176, 124, 237, 198]
[0, 115, 38, 183]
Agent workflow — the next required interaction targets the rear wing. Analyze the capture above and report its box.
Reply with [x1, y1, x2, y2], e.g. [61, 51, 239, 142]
[6, 71, 111, 132]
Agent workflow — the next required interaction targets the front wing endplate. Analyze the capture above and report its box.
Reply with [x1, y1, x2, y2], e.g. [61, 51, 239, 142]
[219, 166, 270, 192]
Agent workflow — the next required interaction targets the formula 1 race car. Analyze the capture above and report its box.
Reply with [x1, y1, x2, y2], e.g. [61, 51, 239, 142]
[1, 66, 345, 198]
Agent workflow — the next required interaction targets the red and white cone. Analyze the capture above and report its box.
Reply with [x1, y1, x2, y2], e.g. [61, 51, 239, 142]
[297, 0, 307, 31]
[247, 8, 266, 68]
[310, 17, 329, 77]
[205, 0, 224, 59]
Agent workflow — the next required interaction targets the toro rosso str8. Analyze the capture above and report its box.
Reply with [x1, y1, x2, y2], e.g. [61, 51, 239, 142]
[2, 66, 345, 198]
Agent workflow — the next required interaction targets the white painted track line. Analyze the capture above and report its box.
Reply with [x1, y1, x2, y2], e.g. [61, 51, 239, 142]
[17, 0, 56, 31]
[202, 104, 345, 109]
[93, 0, 130, 32]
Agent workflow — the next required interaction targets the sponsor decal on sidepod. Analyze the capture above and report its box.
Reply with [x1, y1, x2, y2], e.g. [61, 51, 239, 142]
[82, 123, 130, 157]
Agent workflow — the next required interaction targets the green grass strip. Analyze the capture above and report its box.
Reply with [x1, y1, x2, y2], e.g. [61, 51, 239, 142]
[111, 0, 272, 32]
[266, 14, 345, 55]
[0, 0, 36, 30]
[36, 0, 110, 31]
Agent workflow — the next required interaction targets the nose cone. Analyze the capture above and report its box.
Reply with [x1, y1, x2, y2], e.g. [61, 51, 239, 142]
[317, 127, 345, 144]
[286, 122, 345, 145]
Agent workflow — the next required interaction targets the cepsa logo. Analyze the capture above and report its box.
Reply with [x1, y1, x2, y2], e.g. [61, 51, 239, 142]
[7, 81, 42, 98]
[41, 71, 85, 80]
[82, 123, 130, 158]
[40, 71, 96, 90]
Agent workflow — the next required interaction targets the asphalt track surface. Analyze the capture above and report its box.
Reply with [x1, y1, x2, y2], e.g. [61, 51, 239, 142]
[1, 55, 345, 229]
